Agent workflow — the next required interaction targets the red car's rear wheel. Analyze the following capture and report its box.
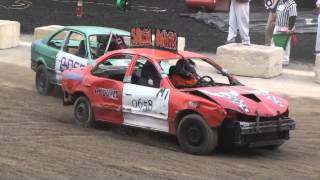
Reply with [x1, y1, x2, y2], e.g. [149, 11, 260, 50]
[74, 96, 95, 127]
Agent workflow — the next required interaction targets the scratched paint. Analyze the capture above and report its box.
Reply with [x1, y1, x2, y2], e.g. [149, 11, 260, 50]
[252, 89, 285, 108]
[63, 71, 83, 81]
[200, 89, 250, 113]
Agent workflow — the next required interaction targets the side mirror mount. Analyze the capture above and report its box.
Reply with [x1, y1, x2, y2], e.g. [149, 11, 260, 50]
[221, 68, 229, 76]
[147, 78, 154, 87]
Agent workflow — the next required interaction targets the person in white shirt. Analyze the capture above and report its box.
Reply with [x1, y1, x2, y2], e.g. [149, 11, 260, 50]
[273, 0, 297, 65]
[226, 0, 251, 45]
[316, 0, 320, 54]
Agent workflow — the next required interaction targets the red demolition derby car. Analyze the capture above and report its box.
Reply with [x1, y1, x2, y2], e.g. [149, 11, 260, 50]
[61, 28, 295, 155]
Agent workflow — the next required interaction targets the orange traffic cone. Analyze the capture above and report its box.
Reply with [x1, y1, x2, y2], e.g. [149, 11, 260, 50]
[76, 0, 84, 17]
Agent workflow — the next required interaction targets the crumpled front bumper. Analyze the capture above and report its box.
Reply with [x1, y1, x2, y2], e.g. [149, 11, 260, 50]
[220, 117, 296, 148]
[239, 117, 295, 135]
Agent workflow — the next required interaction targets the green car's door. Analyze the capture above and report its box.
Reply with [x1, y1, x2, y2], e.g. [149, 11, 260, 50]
[33, 30, 70, 95]
[42, 30, 70, 71]
[54, 31, 88, 84]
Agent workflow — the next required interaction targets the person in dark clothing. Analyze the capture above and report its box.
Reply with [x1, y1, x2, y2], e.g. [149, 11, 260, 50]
[265, 0, 279, 46]
[170, 59, 198, 88]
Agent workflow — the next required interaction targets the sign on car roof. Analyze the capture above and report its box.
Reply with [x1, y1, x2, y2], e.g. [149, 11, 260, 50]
[131, 27, 152, 47]
[130, 27, 178, 52]
[155, 29, 178, 52]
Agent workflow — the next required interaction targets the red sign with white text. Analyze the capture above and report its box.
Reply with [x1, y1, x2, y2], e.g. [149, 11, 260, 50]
[155, 29, 178, 51]
[130, 27, 152, 47]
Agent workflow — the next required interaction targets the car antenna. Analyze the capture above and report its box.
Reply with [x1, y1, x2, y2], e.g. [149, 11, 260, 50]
[105, 32, 113, 54]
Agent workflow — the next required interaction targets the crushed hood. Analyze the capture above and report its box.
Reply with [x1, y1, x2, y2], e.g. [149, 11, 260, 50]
[189, 86, 288, 117]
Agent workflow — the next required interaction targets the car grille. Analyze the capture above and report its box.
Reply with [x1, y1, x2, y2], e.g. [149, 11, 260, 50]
[238, 112, 288, 122]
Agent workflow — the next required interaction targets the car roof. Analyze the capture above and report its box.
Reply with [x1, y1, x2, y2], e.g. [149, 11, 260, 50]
[106, 48, 209, 61]
[64, 26, 130, 36]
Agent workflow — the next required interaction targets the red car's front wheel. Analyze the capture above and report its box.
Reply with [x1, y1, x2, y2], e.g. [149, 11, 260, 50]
[177, 114, 218, 155]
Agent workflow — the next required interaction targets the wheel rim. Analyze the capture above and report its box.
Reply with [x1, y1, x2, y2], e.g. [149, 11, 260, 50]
[186, 124, 203, 146]
[75, 101, 89, 123]
[36, 70, 46, 90]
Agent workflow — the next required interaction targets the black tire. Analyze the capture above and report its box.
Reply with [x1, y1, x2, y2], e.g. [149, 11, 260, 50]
[74, 96, 95, 128]
[35, 65, 53, 95]
[177, 114, 218, 155]
[263, 143, 284, 150]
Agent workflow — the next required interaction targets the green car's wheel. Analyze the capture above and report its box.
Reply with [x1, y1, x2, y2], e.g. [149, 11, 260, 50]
[74, 96, 95, 128]
[177, 114, 218, 155]
[35, 65, 53, 95]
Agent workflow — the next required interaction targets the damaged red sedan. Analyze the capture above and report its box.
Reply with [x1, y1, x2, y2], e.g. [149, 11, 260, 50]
[61, 48, 295, 155]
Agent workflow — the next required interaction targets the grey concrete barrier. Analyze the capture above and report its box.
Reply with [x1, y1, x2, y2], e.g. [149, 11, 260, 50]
[0, 20, 20, 49]
[33, 25, 64, 41]
[216, 43, 284, 78]
[315, 54, 320, 84]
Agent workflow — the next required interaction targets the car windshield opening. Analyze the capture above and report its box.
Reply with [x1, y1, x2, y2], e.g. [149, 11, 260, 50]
[89, 34, 131, 60]
[159, 58, 233, 88]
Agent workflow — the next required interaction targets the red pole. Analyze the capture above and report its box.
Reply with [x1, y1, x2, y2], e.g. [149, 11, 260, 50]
[76, 0, 84, 17]
[185, 0, 217, 11]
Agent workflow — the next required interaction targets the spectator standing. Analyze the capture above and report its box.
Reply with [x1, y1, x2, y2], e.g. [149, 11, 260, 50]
[273, 0, 297, 65]
[265, 0, 279, 45]
[316, 0, 320, 54]
[226, 0, 251, 45]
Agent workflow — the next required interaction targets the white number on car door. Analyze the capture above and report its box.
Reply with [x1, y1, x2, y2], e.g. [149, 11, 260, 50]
[54, 32, 88, 83]
[122, 59, 170, 132]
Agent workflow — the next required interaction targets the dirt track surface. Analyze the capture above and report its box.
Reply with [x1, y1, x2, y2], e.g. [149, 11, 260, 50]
[0, 62, 320, 179]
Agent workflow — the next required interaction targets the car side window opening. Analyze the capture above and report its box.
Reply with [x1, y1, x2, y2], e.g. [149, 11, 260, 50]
[63, 32, 87, 58]
[89, 34, 130, 60]
[89, 35, 109, 59]
[92, 54, 134, 82]
[160, 58, 230, 88]
[48, 30, 68, 50]
[131, 57, 161, 88]
[108, 34, 129, 51]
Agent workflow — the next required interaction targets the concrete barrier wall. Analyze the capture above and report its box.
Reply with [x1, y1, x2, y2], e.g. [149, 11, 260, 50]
[0, 20, 20, 49]
[178, 37, 185, 51]
[216, 43, 283, 78]
[315, 54, 320, 83]
[33, 25, 64, 40]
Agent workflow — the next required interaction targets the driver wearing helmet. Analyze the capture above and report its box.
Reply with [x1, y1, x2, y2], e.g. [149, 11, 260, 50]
[170, 59, 198, 88]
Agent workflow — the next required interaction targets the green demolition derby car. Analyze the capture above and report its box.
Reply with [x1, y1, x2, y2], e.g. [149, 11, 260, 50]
[31, 26, 130, 95]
